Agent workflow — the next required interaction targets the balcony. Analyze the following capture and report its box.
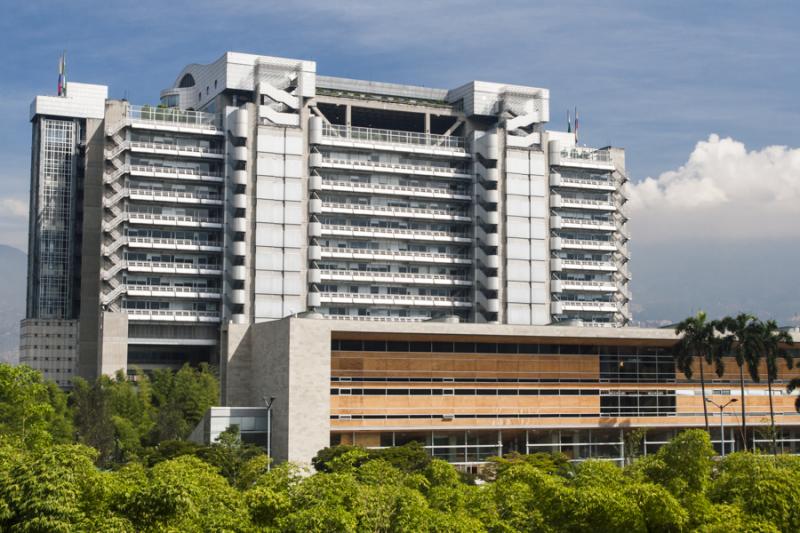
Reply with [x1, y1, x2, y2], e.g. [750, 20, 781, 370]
[121, 284, 222, 299]
[121, 165, 224, 183]
[317, 292, 472, 308]
[551, 237, 616, 252]
[115, 140, 224, 160]
[126, 105, 221, 135]
[124, 309, 222, 322]
[320, 202, 471, 222]
[551, 279, 617, 293]
[320, 224, 471, 244]
[320, 315, 429, 323]
[313, 269, 472, 286]
[550, 258, 617, 272]
[550, 215, 616, 232]
[550, 147, 615, 170]
[124, 260, 223, 275]
[551, 194, 616, 211]
[124, 237, 223, 253]
[310, 155, 471, 180]
[318, 179, 470, 201]
[125, 188, 223, 205]
[315, 123, 468, 157]
[126, 212, 223, 229]
[551, 300, 619, 314]
[549, 172, 616, 191]
[319, 246, 471, 265]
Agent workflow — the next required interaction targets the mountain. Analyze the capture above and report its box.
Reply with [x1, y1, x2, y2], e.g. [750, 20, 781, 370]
[0, 245, 26, 364]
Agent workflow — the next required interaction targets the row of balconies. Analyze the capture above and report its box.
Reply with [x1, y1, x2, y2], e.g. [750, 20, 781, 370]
[110, 284, 222, 299]
[309, 153, 471, 180]
[550, 300, 620, 314]
[125, 105, 222, 135]
[320, 314, 429, 323]
[308, 268, 472, 286]
[550, 258, 618, 272]
[550, 215, 617, 232]
[551, 236, 618, 252]
[106, 236, 223, 254]
[311, 121, 469, 157]
[311, 201, 471, 222]
[549, 172, 616, 192]
[309, 175, 471, 201]
[103, 260, 223, 279]
[107, 140, 224, 160]
[309, 223, 472, 244]
[550, 279, 618, 293]
[105, 165, 224, 184]
[310, 245, 472, 265]
[124, 309, 221, 322]
[111, 188, 223, 206]
[550, 193, 616, 212]
[308, 292, 473, 308]
[549, 146, 615, 171]
[124, 212, 223, 228]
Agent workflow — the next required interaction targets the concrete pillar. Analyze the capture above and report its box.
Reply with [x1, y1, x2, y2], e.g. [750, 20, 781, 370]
[424, 113, 431, 134]
[345, 105, 351, 128]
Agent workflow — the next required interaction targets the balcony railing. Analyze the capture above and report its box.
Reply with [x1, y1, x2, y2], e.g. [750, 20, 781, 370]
[126, 188, 223, 203]
[319, 246, 471, 263]
[317, 269, 471, 285]
[321, 315, 429, 323]
[127, 165, 224, 181]
[551, 173, 616, 190]
[128, 105, 220, 131]
[556, 238, 616, 250]
[124, 309, 221, 321]
[318, 292, 472, 306]
[128, 140, 224, 157]
[127, 212, 223, 226]
[314, 156, 471, 179]
[321, 202, 470, 221]
[560, 147, 612, 164]
[557, 217, 617, 230]
[123, 284, 222, 296]
[125, 236, 223, 250]
[321, 123, 466, 151]
[320, 179, 470, 200]
[320, 224, 471, 242]
[125, 260, 223, 273]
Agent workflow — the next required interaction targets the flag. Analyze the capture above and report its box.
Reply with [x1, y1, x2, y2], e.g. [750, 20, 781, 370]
[57, 52, 67, 97]
[567, 109, 572, 133]
[574, 106, 579, 144]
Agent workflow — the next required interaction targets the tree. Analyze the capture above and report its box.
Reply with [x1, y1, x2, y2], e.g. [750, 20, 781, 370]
[0, 363, 68, 448]
[150, 363, 219, 442]
[197, 424, 266, 486]
[755, 320, 794, 455]
[718, 314, 761, 451]
[675, 312, 726, 432]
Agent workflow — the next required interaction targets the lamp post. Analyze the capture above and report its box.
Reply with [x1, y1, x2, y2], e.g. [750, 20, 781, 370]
[706, 398, 738, 456]
[263, 396, 276, 470]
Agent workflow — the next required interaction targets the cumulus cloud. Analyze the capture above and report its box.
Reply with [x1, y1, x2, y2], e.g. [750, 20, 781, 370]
[0, 197, 27, 218]
[628, 135, 800, 242]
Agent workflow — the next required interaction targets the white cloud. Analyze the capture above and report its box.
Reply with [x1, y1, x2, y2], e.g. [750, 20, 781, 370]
[628, 135, 800, 242]
[0, 197, 27, 218]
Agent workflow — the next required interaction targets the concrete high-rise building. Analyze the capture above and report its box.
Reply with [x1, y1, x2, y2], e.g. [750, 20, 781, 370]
[20, 52, 630, 382]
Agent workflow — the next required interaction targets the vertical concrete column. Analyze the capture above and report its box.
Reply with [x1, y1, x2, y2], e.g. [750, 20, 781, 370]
[345, 105, 351, 128]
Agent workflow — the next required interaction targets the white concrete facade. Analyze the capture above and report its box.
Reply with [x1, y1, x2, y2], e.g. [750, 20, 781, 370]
[23, 51, 631, 384]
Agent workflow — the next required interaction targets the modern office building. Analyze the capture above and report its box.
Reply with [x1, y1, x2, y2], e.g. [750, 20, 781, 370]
[21, 51, 630, 382]
[215, 316, 800, 468]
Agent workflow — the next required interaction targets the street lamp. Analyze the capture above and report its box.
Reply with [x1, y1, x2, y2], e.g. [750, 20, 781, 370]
[706, 398, 738, 456]
[263, 396, 276, 470]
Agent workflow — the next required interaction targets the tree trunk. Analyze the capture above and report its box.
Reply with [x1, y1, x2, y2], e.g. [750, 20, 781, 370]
[700, 359, 710, 432]
[768, 377, 778, 456]
[739, 365, 748, 452]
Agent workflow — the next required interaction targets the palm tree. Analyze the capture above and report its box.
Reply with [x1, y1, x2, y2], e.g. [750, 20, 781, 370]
[717, 314, 761, 451]
[674, 312, 726, 432]
[756, 319, 794, 455]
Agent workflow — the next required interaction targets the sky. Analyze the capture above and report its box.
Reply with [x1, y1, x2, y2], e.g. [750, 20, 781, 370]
[1, 0, 798, 325]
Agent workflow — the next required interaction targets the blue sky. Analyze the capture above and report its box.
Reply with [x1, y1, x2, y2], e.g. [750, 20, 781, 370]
[1, 0, 798, 324]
